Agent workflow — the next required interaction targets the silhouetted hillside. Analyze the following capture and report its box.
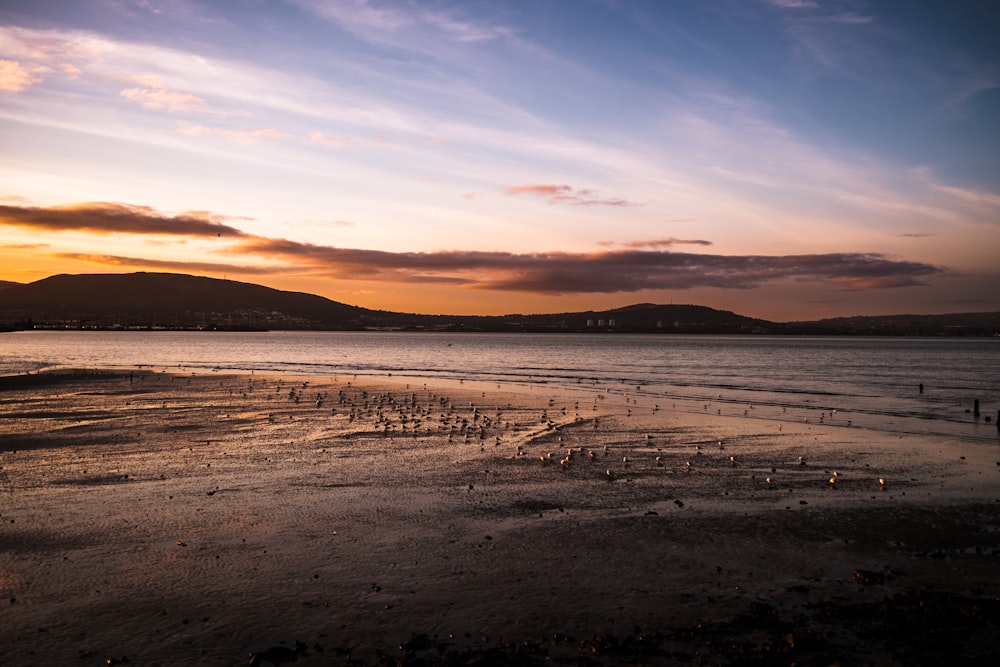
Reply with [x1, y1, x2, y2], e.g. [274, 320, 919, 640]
[0, 273, 381, 330]
[0, 280, 21, 293]
[784, 312, 1000, 337]
[0, 272, 996, 335]
[0, 272, 773, 333]
[496, 302, 772, 333]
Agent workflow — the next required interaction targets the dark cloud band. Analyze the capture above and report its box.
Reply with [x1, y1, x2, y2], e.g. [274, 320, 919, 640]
[3, 201, 942, 295]
[0, 202, 249, 238]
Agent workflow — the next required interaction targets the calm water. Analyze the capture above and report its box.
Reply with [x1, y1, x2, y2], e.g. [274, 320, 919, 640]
[2, 331, 998, 443]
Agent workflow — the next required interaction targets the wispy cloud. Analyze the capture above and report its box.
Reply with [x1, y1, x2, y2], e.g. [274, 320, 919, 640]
[2, 243, 50, 250]
[292, 0, 512, 51]
[933, 183, 1000, 210]
[602, 238, 714, 249]
[308, 132, 390, 149]
[308, 132, 353, 149]
[178, 125, 292, 144]
[120, 85, 205, 111]
[53, 253, 278, 275]
[503, 184, 633, 207]
[764, 0, 819, 9]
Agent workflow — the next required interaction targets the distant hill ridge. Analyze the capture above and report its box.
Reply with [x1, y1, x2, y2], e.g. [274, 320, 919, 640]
[0, 272, 375, 328]
[0, 272, 997, 335]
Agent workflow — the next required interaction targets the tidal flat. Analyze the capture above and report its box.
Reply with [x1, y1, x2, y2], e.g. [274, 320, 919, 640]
[1, 370, 998, 665]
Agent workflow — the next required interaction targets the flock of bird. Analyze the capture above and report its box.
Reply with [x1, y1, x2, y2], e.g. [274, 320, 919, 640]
[221, 375, 890, 495]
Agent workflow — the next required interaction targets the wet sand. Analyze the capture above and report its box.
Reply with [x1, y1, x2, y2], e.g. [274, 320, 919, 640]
[1, 369, 998, 665]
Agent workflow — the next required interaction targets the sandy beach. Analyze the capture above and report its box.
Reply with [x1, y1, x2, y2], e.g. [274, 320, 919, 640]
[1, 369, 998, 665]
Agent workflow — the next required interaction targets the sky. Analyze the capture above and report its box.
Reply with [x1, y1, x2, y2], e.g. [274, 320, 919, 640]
[1, 0, 998, 321]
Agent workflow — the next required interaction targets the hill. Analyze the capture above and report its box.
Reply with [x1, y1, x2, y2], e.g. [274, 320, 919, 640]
[0, 272, 381, 330]
[0, 272, 769, 333]
[0, 272, 996, 335]
[784, 312, 1000, 337]
[494, 302, 772, 333]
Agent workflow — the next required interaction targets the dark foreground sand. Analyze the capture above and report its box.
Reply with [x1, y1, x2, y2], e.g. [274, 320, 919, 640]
[1, 370, 998, 666]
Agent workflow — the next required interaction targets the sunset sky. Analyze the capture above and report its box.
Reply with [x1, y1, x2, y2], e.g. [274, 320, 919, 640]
[1, 0, 998, 321]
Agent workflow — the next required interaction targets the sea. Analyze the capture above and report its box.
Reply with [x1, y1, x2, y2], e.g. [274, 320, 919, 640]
[2, 330, 998, 444]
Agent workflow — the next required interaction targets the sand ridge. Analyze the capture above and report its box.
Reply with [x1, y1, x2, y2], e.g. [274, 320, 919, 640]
[1, 369, 998, 665]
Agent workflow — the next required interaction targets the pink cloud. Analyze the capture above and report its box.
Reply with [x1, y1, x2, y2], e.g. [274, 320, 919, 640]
[179, 125, 292, 144]
[503, 183, 632, 207]
[120, 86, 205, 112]
[309, 132, 354, 149]
[609, 238, 714, 249]
[0, 59, 49, 92]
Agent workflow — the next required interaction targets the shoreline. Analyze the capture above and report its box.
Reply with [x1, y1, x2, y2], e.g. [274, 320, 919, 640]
[2, 369, 998, 664]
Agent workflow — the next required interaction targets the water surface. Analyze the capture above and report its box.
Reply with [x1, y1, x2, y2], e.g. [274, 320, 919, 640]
[2, 331, 997, 442]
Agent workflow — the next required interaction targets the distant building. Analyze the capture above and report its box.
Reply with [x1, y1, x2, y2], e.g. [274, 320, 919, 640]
[586, 319, 594, 327]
